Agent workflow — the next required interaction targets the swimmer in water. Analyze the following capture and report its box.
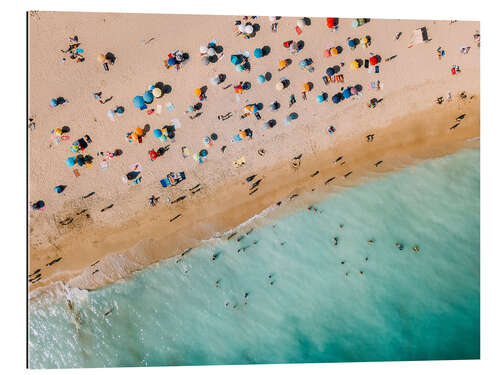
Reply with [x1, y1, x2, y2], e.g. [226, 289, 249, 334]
[368, 240, 375, 245]
[244, 292, 249, 298]
[340, 261, 345, 265]
[333, 237, 338, 246]
[212, 253, 217, 261]
[365, 257, 369, 262]
[412, 245, 420, 252]
[339, 224, 344, 229]
[270, 281, 274, 286]
[360, 271, 364, 275]
[396, 242, 404, 250]
[216, 280, 220, 287]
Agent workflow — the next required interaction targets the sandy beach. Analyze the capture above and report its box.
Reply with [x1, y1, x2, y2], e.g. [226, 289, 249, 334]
[28, 12, 479, 294]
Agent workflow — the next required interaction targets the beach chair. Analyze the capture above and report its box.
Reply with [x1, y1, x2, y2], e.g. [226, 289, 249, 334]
[73, 169, 80, 177]
[160, 178, 172, 188]
[156, 104, 162, 115]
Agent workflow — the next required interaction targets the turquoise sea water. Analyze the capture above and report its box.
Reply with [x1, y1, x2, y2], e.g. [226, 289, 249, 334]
[28, 148, 480, 368]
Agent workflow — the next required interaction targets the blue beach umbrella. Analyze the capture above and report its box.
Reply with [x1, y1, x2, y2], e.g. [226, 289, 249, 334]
[50, 98, 58, 107]
[133, 96, 146, 110]
[143, 90, 154, 103]
[168, 57, 177, 66]
[343, 88, 352, 99]
[299, 60, 307, 68]
[348, 39, 356, 48]
[187, 105, 195, 113]
[257, 75, 265, 84]
[332, 94, 341, 103]
[200, 149, 208, 157]
[231, 55, 242, 65]
[149, 84, 155, 90]
[153, 129, 162, 138]
[316, 95, 325, 103]
[236, 64, 245, 72]
[326, 67, 335, 76]
[290, 113, 298, 120]
[116, 106, 124, 114]
[160, 134, 167, 142]
[66, 157, 75, 167]
[254, 48, 263, 58]
[54, 185, 64, 194]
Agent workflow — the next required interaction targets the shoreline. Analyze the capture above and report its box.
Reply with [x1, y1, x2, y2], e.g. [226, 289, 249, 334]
[29, 95, 479, 297]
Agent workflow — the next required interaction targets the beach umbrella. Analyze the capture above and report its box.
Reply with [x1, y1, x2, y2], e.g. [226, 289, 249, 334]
[153, 129, 162, 138]
[66, 157, 75, 167]
[143, 91, 154, 104]
[210, 133, 218, 140]
[348, 39, 356, 48]
[362, 36, 369, 46]
[238, 24, 246, 33]
[97, 53, 106, 63]
[239, 130, 247, 138]
[252, 105, 258, 113]
[323, 49, 331, 58]
[54, 185, 64, 194]
[350, 87, 358, 95]
[160, 134, 167, 142]
[350, 60, 360, 70]
[330, 47, 338, 55]
[254, 48, 263, 58]
[317, 94, 325, 103]
[326, 17, 335, 29]
[71, 144, 79, 153]
[269, 16, 277, 22]
[269, 102, 278, 111]
[208, 48, 216, 56]
[303, 83, 310, 92]
[149, 151, 158, 160]
[343, 88, 352, 99]
[299, 60, 307, 68]
[231, 55, 241, 65]
[200, 45, 208, 54]
[352, 19, 359, 28]
[236, 64, 245, 72]
[290, 42, 298, 52]
[326, 67, 335, 76]
[186, 105, 195, 113]
[276, 81, 284, 91]
[332, 94, 341, 103]
[245, 25, 254, 34]
[194, 88, 202, 97]
[135, 128, 144, 137]
[370, 56, 378, 65]
[116, 106, 124, 114]
[107, 109, 116, 120]
[257, 74, 266, 84]
[50, 98, 58, 107]
[297, 19, 306, 28]
[167, 57, 177, 66]
[201, 56, 210, 66]
[200, 149, 208, 157]
[290, 113, 298, 120]
[152, 88, 162, 98]
[54, 128, 63, 136]
[279, 60, 287, 69]
[149, 84, 155, 90]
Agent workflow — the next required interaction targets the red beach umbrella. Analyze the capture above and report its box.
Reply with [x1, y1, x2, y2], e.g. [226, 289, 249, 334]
[326, 18, 335, 29]
[369, 56, 378, 66]
[150, 151, 158, 160]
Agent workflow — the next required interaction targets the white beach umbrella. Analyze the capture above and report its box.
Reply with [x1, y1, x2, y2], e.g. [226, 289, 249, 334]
[275, 81, 284, 91]
[269, 16, 277, 22]
[238, 24, 246, 33]
[297, 19, 306, 28]
[200, 45, 208, 54]
[208, 48, 216, 56]
[245, 25, 254, 34]
[210, 76, 220, 85]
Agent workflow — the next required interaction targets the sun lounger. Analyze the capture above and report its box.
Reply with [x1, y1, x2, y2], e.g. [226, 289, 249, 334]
[156, 104, 162, 115]
[160, 178, 171, 188]
[73, 169, 80, 177]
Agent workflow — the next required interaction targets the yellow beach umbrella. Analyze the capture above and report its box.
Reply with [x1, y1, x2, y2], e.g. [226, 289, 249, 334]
[350, 60, 360, 70]
[302, 83, 310, 92]
[152, 87, 162, 98]
[279, 60, 287, 69]
[330, 47, 338, 56]
[134, 128, 144, 136]
[54, 128, 63, 136]
[239, 130, 247, 138]
[276, 81, 284, 91]
[361, 36, 368, 46]
[194, 88, 202, 96]
[97, 53, 106, 63]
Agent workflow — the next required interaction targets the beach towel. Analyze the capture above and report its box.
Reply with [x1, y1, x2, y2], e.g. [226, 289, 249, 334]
[232, 134, 243, 142]
[166, 102, 175, 111]
[156, 104, 162, 115]
[100, 162, 109, 169]
[171, 118, 181, 129]
[160, 178, 172, 188]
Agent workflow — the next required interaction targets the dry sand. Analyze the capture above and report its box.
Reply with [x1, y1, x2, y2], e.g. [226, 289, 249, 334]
[28, 12, 480, 294]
